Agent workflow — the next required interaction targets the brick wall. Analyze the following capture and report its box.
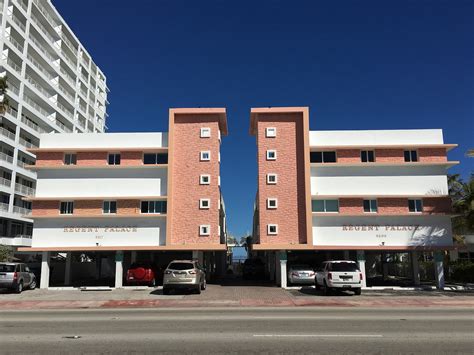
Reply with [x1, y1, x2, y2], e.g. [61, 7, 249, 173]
[419, 148, 447, 162]
[257, 113, 308, 244]
[336, 149, 360, 163]
[339, 198, 364, 214]
[76, 152, 108, 166]
[32, 200, 59, 216]
[170, 115, 221, 245]
[374, 149, 405, 163]
[35, 152, 64, 166]
[423, 197, 452, 214]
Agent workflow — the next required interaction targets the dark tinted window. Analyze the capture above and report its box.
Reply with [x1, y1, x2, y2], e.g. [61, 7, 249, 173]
[323, 151, 336, 163]
[108, 153, 121, 165]
[141, 201, 167, 213]
[167, 262, 194, 270]
[404, 150, 418, 162]
[310, 152, 323, 163]
[0, 264, 15, 272]
[143, 153, 168, 164]
[329, 262, 359, 272]
[361, 150, 375, 162]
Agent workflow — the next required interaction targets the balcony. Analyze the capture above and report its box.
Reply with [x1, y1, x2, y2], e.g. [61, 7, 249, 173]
[59, 67, 76, 87]
[56, 101, 74, 120]
[10, 14, 26, 33]
[21, 115, 48, 134]
[55, 120, 72, 133]
[0, 127, 16, 141]
[25, 73, 52, 99]
[27, 53, 55, 81]
[60, 33, 77, 54]
[58, 84, 75, 102]
[15, 0, 28, 13]
[4, 106, 18, 119]
[8, 82, 20, 96]
[6, 57, 22, 74]
[15, 183, 35, 196]
[32, 0, 58, 31]
[0, 152, 14, 164]
[13, 205, 32, 215]
[0, 202, 9, 212]
[23, 95, 51, 118]
[19, 137, 39, 149]
[30, 14, 57, 44]
[0, 235, 32, 247]
[29, 34, 57, 64]
[7, 35, 24, 54]
[0, 177, 11, 188]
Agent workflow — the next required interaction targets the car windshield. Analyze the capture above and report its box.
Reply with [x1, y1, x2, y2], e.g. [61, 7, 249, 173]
[167, 262, 194, 270]
[0, 264, 15, 272]
[291, 265, 311, 270]
[330, 262, 359, 272]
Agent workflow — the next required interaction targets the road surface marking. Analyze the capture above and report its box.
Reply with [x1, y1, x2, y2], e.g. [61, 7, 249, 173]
[253, 334, 383, 338]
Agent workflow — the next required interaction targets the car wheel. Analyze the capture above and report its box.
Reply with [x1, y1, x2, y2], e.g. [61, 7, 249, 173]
[201, 278, 206, 290]
[29, 278, 36, 290]
[195, 285, 201, 294]
[354, 288, 362, 296]
[16, 281, 23, 294]
[163, 287, 170, 295]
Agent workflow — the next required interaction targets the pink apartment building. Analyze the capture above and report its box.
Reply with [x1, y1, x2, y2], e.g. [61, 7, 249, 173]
[18, 108, 228, 289]
[250, 107, 457, 289]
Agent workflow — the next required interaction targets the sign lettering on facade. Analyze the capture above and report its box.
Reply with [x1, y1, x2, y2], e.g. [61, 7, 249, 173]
[342, 225, 419, 232]
[63, 226, 138, 233]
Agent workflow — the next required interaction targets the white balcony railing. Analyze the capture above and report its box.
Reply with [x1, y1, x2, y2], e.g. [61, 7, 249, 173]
[21, 115, 48, 133]
[6, 57, 22, 74]
[55, 120, 72, 132]
[29, 34, 57, 64]
[0, 202, 9, 212]
[58, 84, 74, 102]
[15, 183, 35, 196]
[13, 206, 32, 215]
[27, 53, 55, 80]
[56, 101, 74, 119]
[8, 82, 20, 96]
[7, 35, 24, 53]
[19, 137, 38, 149]
[23, 95, 50, 117]
[10, 15, 26, 33]
[32, 0, 58, 30]
[30, 14, 56, 44]
[0, 127, 16, 141]
[0, 178, 11, 188]
[0, 152, 14, 164]
[25, 73, 52, 99]
[59, 67, 76, 86]
[61, 33, 77, 54]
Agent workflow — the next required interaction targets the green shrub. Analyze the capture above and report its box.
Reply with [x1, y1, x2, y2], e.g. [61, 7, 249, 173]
[450, 262, 474, 283]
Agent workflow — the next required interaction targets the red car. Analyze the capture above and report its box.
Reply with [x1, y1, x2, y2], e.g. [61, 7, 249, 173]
[126, 263, 160, 287]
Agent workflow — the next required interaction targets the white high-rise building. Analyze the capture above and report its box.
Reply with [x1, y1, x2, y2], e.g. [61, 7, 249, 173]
[0, 0, 109, 248]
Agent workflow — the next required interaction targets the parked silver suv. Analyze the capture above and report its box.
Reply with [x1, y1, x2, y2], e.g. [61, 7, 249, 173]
[0, 263, 37, 293]
[163, 260, 206, 295]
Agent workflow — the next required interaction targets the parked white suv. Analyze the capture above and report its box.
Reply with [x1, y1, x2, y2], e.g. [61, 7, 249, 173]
[315, 260, 362, 295]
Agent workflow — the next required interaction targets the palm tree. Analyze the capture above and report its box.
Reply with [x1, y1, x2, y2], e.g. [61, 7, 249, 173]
[0, 76, 9, 114]
[449, 174, 474, 238]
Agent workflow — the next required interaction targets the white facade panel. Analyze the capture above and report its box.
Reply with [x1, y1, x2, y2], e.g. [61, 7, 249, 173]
[311, 166, 448, 196]
[32, 218, 166, 248]
[38, 132, 168, 149]
[35, 169, 167, 198]
[309, 129, 444, 147]
[312, 216, 452, 247]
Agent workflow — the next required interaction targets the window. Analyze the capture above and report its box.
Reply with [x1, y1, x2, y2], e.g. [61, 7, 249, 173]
[199, 225, 210, 236]
[404, 150, 418, 162]
[363, 199, 378, 213]
[310, 151, 337, 163]
[64, 153, 77, 165]
[200, 174, 210, 185]
[361, 150, 375, 163]
[60, 201, 74, 214]
[267, 173, 277, 184]
[108, 153, 121, 165]
[103, 200, 117, 214]
[200, 151, 211, 161]
[312, 199, 339, 213]
[143, 153, 168, 164]
[141, 200, 167, 214]
[199, 198, 210, 209]
[267, 198, 278, 209]
[266, 150, 277, 160]
[200, 127, 211, 138]
[266, 127, 277, 138]
[408, 199, 423, 213]
[267, 224, 278, 235]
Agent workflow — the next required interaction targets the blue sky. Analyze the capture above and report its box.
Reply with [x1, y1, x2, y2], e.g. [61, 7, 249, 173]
[55, 0, 473, 238]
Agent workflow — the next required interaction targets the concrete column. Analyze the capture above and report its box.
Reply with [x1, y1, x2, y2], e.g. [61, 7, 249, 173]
[357, 250, 367, 288]
[275, 253, 281, 285]
[131, 251, 137, 263]
[280, 259, 288, 289]
[382, 253, 389, 281]
[64, 252, 72, 286]
[114, 251, 123, 288]
[411, 251, 420, 286]
[434, 251, 445, 290]
[343, 250, 350, 260]
[40, 251, 50, 289]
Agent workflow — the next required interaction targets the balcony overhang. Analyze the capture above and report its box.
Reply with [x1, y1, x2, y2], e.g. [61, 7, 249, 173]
[18, 244, 227, 252]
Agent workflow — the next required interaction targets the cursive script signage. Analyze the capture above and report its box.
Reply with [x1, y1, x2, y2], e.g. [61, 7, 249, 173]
[342, 225, 419, 232]
[63, 226, 138, 233]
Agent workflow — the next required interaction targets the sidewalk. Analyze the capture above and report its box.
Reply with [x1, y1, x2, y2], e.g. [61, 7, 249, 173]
[0, 285, 473, 310]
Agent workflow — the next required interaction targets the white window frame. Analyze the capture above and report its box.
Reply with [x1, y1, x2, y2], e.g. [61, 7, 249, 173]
[200, 174, 211, 185]
[199, 224, 210, 236]
[267, 198, 278, 209]
[266, 150, 277, 160]
[363, 199, 378, 213]
[266, 127, 277, 138]
[64, 153, 77, 166]
[199, 198, 210, 209]
[200, 127, 211, 138]
[267, 173, 278, 184]
[408, 199, 423, 213]
[102, 200, 117, 214]
[267, 224, 278, 235]
[59, 201, 74, 215]
[200, 151, 211, 161]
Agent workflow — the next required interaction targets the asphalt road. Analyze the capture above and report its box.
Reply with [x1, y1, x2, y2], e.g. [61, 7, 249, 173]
[0, 307, 473, 354]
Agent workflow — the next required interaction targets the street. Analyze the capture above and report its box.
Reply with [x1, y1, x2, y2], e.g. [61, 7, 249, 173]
[1, 307, 473, 354]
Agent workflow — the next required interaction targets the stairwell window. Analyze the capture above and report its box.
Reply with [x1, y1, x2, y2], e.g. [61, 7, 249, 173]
[361, 150, 375, 163]
[267, 224, 278, 235]
[200, 127, 211, 138]
[310, 151, 337, 163]
[103, 200, 117, 214]
[141, 200, 167, 214]
[266, 150, 277, 160]
[108, 153, 121, 165]
[199, 198, 210, 209]
[408, 199, 423, 213]
[404, 150, 418, 162]
[143, 153, 168, 164]
[267, 173, 277, 184]
[312, 199, 339, 213]
[64, 153, 77, 165]
[59, 201, 74, 215]
[267, 198, 278, 209]
[363, 199, 378, 213]
[199, 225, 210, 236]
[200, 151, 211, 161]
[266, 127, 277, 138]
[200, 174, 210, 185]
